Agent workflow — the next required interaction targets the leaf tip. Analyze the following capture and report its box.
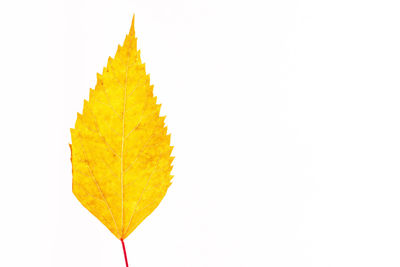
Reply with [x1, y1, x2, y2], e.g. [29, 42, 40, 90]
[129, 14, 135, 35]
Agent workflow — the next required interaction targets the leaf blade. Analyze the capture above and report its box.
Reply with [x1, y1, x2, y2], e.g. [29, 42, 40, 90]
[71, 16, 173, 239]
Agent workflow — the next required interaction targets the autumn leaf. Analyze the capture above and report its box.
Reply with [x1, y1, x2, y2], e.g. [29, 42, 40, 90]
[70, 15, 174, 266]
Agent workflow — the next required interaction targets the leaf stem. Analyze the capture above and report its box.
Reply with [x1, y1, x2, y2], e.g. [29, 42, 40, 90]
[121, 239, 129, 267]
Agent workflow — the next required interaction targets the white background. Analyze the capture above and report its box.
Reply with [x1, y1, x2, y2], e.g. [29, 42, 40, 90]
[1, 0, 400, 266]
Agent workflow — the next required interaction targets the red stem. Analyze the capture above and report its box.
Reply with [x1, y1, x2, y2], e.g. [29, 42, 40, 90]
[121, 239, 129, 267]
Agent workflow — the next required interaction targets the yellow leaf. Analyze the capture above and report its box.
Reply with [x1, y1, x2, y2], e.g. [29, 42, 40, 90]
[70, 15, 174, 240]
